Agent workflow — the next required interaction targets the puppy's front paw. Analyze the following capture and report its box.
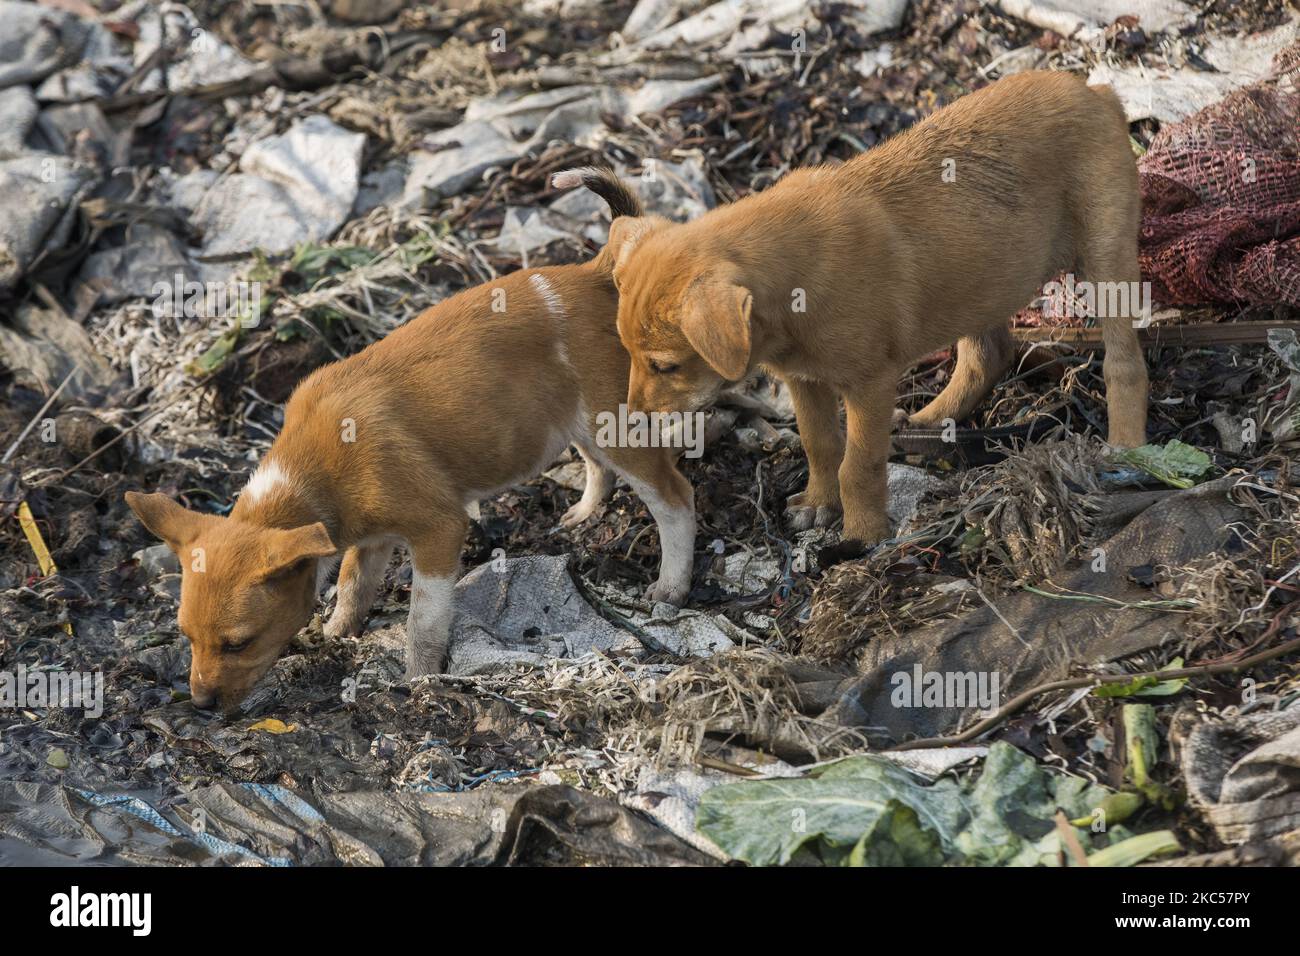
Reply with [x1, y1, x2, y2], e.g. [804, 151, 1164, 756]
[645, 577, 689, 607]
[324, 609, 365, 640]
[785, 490, 841, 532]
[842, 511, 892, 547]
[558, 499, 600, 529]
[1104, 428, 1147, 450]
[405, 654, 445, 682]
[890, 407, 911, 431]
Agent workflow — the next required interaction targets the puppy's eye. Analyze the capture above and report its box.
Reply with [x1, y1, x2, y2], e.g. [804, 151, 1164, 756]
[649, 359, 679, 375]
[221, 637, 254, 654]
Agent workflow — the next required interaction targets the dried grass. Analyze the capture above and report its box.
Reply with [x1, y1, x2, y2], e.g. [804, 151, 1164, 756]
[452, 647, 867, 791]
[1172, 468, 1300, 655]
[803, 434, 1107, 662]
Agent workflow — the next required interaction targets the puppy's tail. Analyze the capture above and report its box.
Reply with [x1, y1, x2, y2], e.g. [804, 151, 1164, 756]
[551, 166, 644, 219]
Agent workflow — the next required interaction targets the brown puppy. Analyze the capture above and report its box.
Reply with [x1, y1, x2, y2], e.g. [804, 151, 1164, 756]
[126, 170, 696, 714]
[608, 71, 1149, 550]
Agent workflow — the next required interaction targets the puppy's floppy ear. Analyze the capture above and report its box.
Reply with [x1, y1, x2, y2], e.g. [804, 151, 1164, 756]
[259, 522, 337, 582]
[679, 272, 753, 381]
[125, 491, 215, 554]
[607, 216, 658, 290]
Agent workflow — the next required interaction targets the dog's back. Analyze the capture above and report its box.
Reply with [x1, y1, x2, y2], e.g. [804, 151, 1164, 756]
[695, 71, 1141, 358]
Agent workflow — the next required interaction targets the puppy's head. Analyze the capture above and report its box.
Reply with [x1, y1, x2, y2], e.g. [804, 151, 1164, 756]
[125, 491, 336, 715]
[608, 217, 753, 415]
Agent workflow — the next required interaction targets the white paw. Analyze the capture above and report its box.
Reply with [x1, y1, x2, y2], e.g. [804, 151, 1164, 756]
[645, 577, 689, 607]
[559, 499, 601, 529]
[405, 651, 445, 682]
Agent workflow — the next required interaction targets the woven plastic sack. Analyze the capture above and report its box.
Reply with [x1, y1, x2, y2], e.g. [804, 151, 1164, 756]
[1138, 42, 1300, 308]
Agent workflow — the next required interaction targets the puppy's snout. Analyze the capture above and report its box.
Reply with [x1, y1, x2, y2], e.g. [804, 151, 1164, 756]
[626, 384, 649, 415]
[190, 685, 217, 710]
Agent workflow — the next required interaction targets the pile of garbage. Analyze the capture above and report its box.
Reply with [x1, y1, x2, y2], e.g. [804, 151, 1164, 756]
[1, 0, 1298, 866]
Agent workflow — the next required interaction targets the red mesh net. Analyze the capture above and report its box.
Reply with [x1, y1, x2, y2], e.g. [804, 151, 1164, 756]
[1138, 42, 1300, 309]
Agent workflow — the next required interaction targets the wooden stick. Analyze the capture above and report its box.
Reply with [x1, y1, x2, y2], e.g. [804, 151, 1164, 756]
[1013, 321, 1300, 349]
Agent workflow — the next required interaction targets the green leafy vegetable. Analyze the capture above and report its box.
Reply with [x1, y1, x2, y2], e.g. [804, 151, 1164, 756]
[697, 743, 1158, 867]
[1112, 440, 1212, 489]
[1093, 659, 1187, 698]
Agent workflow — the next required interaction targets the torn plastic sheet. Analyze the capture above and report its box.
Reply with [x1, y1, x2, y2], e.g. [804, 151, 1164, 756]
[426, 554, 743, 676]
[0, 780, 714, 866]
[32, 19, 131, 103]
[627, 0, 907, 55]
[0, 154, 98, 291]
[75, 224, 196, 306]
[171, 115, 366, 257]
[826, 476, 1248, 743]
[993, 0, 1195, 41]
[1089, 16, 1300, 123]
[74, 787, 290, 866]
[710, 462, 940, 590]
[419, 460, 939, 676]
[0, 303, 118, 398]
[0, 0, 106, 90]
[0, 86, 38, 157]
[620, 0, 691, 42]
[627, 761, 800, 859]
[119, 0, 258, 95]
[1181, 698, 1300, 844]
[401, 77, 721, 204]
[717, 550, 783, 593]
[443, 554, 643, 674]
[492, 207, 576, 257]
[885, 462, 944, 533]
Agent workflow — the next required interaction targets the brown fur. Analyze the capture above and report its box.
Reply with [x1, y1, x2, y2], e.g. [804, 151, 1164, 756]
[127, 171, 695, 713]
[608, 71, 1149, 546]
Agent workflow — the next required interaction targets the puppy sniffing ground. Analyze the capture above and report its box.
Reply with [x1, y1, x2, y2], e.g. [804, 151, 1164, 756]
[607, 71, 1149, 552]
[126, 169, 696, 715]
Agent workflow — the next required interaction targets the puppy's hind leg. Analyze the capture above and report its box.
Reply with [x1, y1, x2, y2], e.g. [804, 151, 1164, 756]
[558, 445, 614, 529]
[612, 448, 696, 607]
[325, 541, 395, 639]
[907, 324, 1016, 429]
[1079, 223, 1149, 448]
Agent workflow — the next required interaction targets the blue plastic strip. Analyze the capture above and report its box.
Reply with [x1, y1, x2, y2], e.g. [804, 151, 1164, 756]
[73, 788, 292, 866]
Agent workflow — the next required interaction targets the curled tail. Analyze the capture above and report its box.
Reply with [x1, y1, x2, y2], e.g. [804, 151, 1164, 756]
[551, 166, 644, 219]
